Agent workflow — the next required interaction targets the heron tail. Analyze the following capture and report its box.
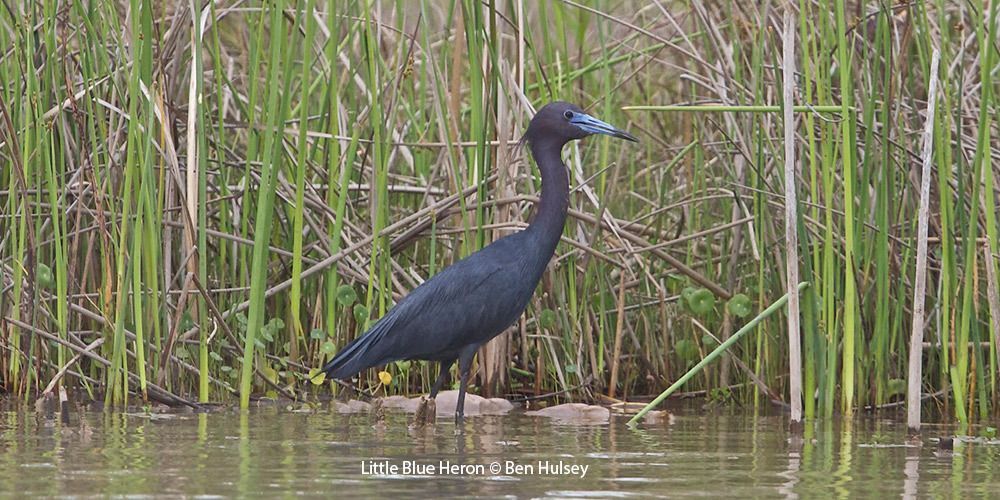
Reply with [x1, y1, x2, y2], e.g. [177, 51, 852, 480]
[319, 334, 373, 380]
[318, 309, 400, 380]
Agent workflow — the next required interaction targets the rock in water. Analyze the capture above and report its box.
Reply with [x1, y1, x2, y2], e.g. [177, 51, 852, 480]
[432, 390, 514, 416]
[526, 403, 610, 423]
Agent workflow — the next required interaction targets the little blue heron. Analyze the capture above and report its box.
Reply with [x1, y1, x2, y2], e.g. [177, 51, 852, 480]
[320, 102, 637, 423]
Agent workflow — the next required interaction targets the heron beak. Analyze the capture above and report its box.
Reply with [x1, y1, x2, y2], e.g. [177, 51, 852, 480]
[570, 113, 639, 142]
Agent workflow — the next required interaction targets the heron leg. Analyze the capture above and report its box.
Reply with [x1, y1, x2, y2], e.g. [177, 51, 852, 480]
[455, 349, 475, 425]
[429, 359, 454, 399]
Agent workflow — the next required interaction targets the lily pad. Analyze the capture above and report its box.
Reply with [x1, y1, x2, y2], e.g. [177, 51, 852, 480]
[539, 308, 557, 329]
[336, 285, 357, 307]
[353, 304, 368, 324]
[674, 338, 699, 364]
[321, 341, 337, 355]
[179, 312, 195, 332]
[36, 263, 54, 289]
[887, 378, 907, 397]
[686, 288, 716, 315]
[726, 293, 752, 317]
[263, 318, 284, 337]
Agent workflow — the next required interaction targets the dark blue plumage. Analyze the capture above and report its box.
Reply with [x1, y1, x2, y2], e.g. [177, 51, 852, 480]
[320, 102, 637, 422]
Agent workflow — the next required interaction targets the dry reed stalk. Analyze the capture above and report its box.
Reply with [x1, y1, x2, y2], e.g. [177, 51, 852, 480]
[781, 10, 802, 424]
[907, 49, 939, 432]
[608, 271, 627, 399]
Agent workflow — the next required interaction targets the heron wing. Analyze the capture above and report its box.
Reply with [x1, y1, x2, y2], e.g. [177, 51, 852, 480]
[321, 239, 521, 378]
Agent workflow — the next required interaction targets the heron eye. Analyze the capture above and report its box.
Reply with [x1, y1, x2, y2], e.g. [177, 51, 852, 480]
[564, 110, 574, 120]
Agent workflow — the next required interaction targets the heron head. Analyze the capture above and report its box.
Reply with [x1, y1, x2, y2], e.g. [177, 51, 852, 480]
[524, 101, 638, 146]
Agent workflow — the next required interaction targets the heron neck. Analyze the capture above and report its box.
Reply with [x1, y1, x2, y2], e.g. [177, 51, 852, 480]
[527, 139, 569, 253]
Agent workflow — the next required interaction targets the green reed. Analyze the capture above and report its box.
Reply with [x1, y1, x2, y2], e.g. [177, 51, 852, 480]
[0, 1, 997, 425]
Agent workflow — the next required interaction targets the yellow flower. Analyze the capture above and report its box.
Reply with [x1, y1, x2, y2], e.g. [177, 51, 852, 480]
[378, 370, 393, 385]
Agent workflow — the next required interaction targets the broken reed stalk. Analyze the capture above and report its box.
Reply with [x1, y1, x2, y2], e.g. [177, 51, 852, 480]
[907, 49, 940, 432]
[781, 10, 802, 424]
[621, 105, 843, 113]
[627, 282, 810, 426]
[608, 271, 627, 399]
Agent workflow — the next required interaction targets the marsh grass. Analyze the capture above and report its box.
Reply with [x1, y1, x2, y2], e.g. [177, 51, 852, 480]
[0, 1, 998, 423]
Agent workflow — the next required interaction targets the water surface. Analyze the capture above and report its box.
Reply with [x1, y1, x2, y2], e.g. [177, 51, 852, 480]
[1, 402, 998, 498]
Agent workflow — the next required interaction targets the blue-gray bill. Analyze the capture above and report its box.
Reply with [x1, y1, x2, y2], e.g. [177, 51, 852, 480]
[570, 113, 639, 142]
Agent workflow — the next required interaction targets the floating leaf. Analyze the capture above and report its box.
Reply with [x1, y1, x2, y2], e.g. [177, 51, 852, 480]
[179, 312, 195, 332]
[265, 317, 285, 334]
[336, 285, 358, 307]
[308, 368, 326, 386]
[674, 339, 699, 364]
[687, 288, 716, 315]
[378, 370, 392, 385]
[701, 334, 718, 347]
[309, 328, 326, 340]
[394, 360, 411, 371]
[353, 304, 368, 324]
[726, 293, 752, 318]
[321, 341, 337, 354]
[209, 351, 223, 362]
[258, 318, 281, 344]
[681, 286, 698, 303]
[887, 378, 907, 397]
[539, 309, 557, 329]
[260, 363, 278, 384]
[565, 364, 577, 374]
[601, 293, 616, 311]
[36, 263, 54, 289]
[983, 427, 998, 439]
[709, 387, 732, 402]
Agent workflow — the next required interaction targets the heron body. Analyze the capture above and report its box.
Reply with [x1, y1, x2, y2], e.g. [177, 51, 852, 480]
[320, 102, 637, 422]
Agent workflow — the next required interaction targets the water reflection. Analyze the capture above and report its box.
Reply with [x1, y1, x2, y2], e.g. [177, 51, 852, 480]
[778, 427, 802, 499]
[834, 418, 853, 498]
[903, 443, 920, 499]
[0, 402, 998, 497]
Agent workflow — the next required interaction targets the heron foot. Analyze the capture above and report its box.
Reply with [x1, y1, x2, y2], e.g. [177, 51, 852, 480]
[410, 396, 437, 429]
[424, 397, 437, 424]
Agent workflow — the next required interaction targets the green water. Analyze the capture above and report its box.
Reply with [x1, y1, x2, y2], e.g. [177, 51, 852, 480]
[1, 403, 998, 498]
